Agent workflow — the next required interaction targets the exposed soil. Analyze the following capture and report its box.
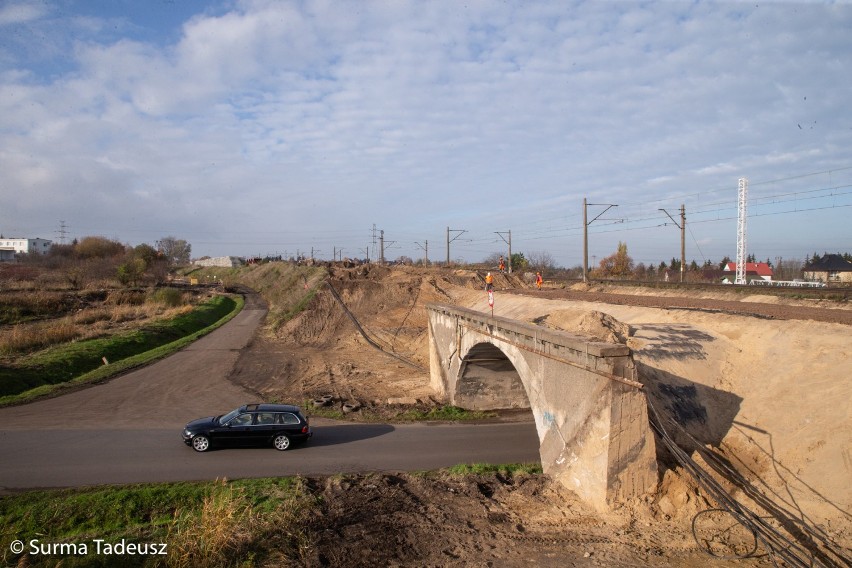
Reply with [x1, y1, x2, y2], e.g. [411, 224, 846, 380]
[229, 266, 851, 567]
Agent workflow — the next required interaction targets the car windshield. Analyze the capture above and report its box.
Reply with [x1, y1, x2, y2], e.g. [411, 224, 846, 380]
[218, 408, 241, 425]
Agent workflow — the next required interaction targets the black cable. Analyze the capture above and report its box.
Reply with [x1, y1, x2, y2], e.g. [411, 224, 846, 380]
[323, 280, 426, 372]
[646, 399, 835, 567]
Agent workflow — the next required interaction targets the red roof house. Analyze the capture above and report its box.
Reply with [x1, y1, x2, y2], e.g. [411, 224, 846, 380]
[722, 262, 774, 282]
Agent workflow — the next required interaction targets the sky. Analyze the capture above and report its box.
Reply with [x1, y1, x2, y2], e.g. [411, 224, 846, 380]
[1, 0, 851, 268]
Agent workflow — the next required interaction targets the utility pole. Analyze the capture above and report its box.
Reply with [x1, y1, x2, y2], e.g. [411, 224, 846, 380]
[371, 224, 377, 263]
[415, 240, 428, 264]
[583, 198, 619, 283]
[495, 230, 512, 273]
[659, 204, 686, 283]
[446, 227, 467, 266]
[380, 230, 385, 264]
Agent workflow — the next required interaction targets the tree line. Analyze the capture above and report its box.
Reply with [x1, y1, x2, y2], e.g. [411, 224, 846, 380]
[4, 236, 191, 289]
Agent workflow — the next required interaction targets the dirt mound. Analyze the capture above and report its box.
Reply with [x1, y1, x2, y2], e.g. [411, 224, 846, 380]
[230, 265, 527, 405]
[535, 309, 632, 344]
[227, 264, 850, 565]
[300, 471, 734, 568]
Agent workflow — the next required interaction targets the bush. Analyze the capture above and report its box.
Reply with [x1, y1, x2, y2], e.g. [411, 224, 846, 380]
[106, 290, 146, 306]
[148, 288, 184, 307]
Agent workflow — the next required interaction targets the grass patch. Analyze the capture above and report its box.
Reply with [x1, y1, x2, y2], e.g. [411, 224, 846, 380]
[0, 478, 314, 568]
[303, 402, 496, 423]
[188, 262, 327, 333]
[394, 405, 496, 422]
[304, 403, 346, 421]
[444, 462, 543, 476]
[0, 295, 243, 405]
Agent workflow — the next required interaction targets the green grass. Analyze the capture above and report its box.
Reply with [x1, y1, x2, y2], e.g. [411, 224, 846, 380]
[444, 462, 543, 476]
[395, 405, 496, 422]
[0, 478, 313, 567]
[0, 295, 243, 405]
[303, 402, 496, 423]
[187, 262, 327, 332]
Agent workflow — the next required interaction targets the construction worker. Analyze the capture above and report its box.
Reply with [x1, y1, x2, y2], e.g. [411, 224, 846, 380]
[535, 271, 543, 290]
[485, 271, 494, 292]
[498, 256, 505, 273]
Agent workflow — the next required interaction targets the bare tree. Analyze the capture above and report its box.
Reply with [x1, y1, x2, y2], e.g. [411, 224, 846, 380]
[526, 251, 557, 271]
[159, 237, 192, 266]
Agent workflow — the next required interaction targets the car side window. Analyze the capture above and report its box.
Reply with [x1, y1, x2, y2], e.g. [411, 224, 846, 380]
[255, 413, 276, 425]
[229, 413, 253, 426]
[276, 413, 300, 425]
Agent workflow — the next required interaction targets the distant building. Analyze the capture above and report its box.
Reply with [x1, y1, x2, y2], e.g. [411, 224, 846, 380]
[721, 262, 773, 283]
[0, 237, 52, 262]
[803, 254, 852, 284]
[193, 256, 244, 268]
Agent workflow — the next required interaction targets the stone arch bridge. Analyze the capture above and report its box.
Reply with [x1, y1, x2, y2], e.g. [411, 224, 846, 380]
[426, 303, 657, 510]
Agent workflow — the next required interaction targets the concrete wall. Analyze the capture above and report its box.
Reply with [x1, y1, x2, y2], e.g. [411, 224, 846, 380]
[193, 256, 244, 268]
[427, 303, 657, 510]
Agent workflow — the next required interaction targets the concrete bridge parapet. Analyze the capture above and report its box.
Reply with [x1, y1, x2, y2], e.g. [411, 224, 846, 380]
[426, 303, 657, 510]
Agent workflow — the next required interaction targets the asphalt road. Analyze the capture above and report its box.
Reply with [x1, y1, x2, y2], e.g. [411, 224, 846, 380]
[0, 422, 540, 489]
[0, 292, 539, 491]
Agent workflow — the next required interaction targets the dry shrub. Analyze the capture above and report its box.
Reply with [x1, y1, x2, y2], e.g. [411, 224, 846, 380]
[0, 318, 80, 355]
[110, 305, 149, 324]
[72, 308, 113, 325]
[166, 482, 258, 568]
[1, 290, 67, 313]
[148, 287, 185, 308]
[165, 479, 313, 568]
[106, 289, 147, 306]
[0, 264, 40, 285]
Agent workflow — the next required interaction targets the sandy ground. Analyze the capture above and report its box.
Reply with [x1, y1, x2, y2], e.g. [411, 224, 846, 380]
[229, 266, 851, 566]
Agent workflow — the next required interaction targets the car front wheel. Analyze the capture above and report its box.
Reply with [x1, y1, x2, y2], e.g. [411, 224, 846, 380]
[273, 434, 291, 451]
[192, 435, 211, 452]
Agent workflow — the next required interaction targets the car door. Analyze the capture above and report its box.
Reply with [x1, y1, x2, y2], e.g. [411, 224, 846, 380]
[251, 412, 277, 445]
[217, 412, 255, 446]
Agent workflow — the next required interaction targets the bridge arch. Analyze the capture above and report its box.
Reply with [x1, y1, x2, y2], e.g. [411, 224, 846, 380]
[456, 342, 529, 411]
[427, 303, 658, 510]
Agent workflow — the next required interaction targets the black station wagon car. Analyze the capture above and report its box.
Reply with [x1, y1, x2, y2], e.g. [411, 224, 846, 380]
[183, 403, 312, 452]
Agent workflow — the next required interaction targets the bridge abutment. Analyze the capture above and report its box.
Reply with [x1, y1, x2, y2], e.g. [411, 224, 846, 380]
[427, 303, 657, 510]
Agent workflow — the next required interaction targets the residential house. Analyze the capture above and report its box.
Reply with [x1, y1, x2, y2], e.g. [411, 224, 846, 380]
[803, 254, 852, 284]
[721, 262, 773, 283]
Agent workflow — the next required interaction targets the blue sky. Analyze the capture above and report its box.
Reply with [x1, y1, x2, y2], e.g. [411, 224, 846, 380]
[1, 0, 851, 267]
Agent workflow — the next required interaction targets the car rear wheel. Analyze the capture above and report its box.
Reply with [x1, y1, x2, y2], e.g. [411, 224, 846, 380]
[273, 434, 291, 451]
[192, 435, 211, 452]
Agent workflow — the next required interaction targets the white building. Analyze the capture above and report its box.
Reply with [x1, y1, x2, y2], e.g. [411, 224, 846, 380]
[0, 237, 53, 258]
[193, 256, 244, 268]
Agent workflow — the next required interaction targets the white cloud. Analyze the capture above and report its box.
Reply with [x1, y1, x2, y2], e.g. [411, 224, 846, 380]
[1, 1, 851, 263]
[0, 1, 49, 26]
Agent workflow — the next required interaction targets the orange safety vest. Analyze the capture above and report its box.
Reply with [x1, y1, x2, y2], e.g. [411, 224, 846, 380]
[485, 274, 493, 284]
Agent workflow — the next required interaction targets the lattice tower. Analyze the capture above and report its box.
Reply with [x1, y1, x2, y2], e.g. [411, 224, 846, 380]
[736, 177, 748, 285]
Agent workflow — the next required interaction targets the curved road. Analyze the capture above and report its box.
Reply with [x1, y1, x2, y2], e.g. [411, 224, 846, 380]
[0, 293, 538, 491]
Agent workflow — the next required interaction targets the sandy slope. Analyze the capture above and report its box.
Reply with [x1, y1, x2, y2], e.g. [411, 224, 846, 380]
[228, 265, 851, 564]
[456, 286, 851, 530]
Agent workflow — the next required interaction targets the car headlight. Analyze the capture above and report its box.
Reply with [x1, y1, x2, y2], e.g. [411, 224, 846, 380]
[183, 429, 192, 437]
